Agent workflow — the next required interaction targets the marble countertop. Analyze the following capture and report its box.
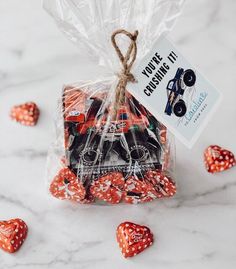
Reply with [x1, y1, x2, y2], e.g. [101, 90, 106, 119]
[0, 0, 236, 268]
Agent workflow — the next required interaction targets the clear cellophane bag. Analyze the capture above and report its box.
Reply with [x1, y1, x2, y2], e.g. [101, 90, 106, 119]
[44, 0, 184, 205]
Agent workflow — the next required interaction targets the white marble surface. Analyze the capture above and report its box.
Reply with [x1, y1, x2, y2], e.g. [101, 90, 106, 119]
[0, 0, 236, 268]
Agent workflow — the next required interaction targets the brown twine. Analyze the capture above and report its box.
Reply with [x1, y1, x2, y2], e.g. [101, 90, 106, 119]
[111, 29, 138, 119]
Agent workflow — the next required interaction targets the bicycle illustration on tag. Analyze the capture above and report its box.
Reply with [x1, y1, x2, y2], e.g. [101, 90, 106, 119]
[164, 68, 196, 117]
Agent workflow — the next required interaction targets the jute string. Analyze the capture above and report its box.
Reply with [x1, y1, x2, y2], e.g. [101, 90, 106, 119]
[111, 29, 138, 119]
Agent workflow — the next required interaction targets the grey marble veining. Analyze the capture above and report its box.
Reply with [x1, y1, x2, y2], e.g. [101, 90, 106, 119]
[0, 0, 236, 268]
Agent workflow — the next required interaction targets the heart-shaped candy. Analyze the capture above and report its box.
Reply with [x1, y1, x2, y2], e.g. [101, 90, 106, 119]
[116, 221, 153, 258]
[50, 167, 86, 202]
[0, 218, 28, 253]
[204, 145, 236, 173]
[145, 170, 176, 198]
[90, 172, 124, 204]
[122, 176, 158, 204]
[10, 102, 40, 126]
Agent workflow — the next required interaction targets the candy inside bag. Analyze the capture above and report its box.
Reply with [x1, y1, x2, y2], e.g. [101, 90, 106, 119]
[48, 80, 176, 204]
[44, 0, 183, 204]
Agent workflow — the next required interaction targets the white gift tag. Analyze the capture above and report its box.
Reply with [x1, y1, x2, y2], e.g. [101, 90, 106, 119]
[127, 36, 222, 148]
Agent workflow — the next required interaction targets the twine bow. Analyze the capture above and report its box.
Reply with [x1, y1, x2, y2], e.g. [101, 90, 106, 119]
[111, 29, 138, 119]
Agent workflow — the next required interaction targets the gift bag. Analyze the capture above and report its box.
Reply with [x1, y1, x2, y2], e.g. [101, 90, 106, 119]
[44, 0, 184, 204]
